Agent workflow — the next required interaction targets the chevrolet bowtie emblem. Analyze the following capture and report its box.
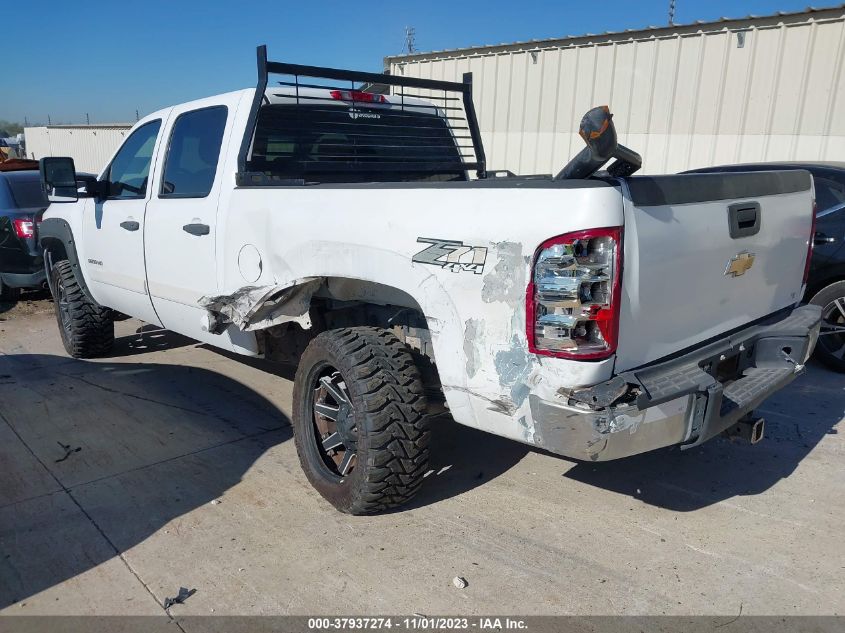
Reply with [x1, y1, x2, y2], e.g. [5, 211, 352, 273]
[725, 251, 755, 277]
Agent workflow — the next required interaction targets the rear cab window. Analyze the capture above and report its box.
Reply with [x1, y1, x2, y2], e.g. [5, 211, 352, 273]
[7, 176, 47, 209]
[247, 103, 465, 183]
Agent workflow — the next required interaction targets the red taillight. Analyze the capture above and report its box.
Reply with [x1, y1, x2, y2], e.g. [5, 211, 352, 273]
[329, 89, 387, 104]
[527, 227, 623, 360]
[12, 218, 35, 239]
[803, 201, 816, 287]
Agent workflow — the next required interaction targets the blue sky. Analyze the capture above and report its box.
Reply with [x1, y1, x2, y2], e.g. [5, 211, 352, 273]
[4, 0, 828, 124]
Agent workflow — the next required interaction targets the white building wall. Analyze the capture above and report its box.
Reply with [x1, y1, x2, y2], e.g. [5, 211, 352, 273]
[387, 7, 845, 175]
[24, 125, 131, 174]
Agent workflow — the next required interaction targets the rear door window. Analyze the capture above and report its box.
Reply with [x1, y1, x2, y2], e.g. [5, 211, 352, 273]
[160, 106, 228, 198]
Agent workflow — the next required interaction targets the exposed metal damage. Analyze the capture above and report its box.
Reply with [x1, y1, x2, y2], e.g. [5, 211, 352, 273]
[443, 385, 518, 416]
[455, 241, 543, 444]
[561, 376, 635, 410]
[199, 277, 322, 333]
[481, 241, 525, 305]
[463, 318, 485, 379]
[494, 334, 536, 409]
[481, 242, 538, 410]
[556, 376, 647, 438]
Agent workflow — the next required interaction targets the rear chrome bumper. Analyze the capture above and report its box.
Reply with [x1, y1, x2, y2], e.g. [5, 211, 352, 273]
[530, 304, 822, 461]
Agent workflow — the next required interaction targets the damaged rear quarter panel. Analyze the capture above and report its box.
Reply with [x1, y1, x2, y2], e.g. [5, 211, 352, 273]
[214, 184, 623, 447]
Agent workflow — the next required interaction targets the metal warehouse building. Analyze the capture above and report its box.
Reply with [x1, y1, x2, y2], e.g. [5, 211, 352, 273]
[24, 124, 132, 174]
[385, 5, 845, 175]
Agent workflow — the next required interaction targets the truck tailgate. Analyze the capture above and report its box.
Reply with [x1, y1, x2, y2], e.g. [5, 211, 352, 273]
[615, 170, 814, 372]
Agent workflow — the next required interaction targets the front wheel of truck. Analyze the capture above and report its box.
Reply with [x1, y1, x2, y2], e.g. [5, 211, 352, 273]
[51, 260, 114, 359]
[292, 327, 430, 514]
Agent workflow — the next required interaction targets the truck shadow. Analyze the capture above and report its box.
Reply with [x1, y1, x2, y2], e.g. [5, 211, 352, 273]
[109, 323, 197, 356]
[561, 363, 844, 511]
[0, 346, 523, 608]
[201, 345, 530, 513]
[200, 345, 531, 513]
[0, 349, 291, 609]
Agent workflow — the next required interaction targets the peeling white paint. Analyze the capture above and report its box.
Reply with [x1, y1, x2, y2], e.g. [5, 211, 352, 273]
[463, 318, 485, 379]
[481, 241, 525, 305]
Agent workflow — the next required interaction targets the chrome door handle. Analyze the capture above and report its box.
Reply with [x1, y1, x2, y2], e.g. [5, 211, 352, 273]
[182, 223, 210, 236]
[120, 220, 140, 232]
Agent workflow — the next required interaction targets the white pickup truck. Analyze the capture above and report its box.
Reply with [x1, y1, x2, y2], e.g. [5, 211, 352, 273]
[38, 47, 821, 514]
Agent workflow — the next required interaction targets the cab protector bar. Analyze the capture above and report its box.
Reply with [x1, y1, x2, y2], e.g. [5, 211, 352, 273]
[236, 45, 487, 182]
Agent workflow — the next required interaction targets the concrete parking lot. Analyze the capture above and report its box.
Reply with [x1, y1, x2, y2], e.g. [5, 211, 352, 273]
[0, 293, 843, 616]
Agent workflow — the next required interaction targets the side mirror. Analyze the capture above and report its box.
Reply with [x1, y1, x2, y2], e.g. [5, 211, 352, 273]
[75, 173, 107, 199]
[39, 157, 79, 203]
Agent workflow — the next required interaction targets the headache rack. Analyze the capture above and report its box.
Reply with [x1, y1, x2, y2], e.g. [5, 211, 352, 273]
[236, 45, 487, 186]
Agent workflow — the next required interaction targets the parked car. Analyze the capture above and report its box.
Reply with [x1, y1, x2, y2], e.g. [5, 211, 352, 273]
[37, 47, 820, 514]
[685, 162, 845, 371]
[0, 168, 48, 301]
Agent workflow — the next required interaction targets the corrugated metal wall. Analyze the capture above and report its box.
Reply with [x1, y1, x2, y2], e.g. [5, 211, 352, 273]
[24, 126, 131, 174]
[387, 7, 845, 175]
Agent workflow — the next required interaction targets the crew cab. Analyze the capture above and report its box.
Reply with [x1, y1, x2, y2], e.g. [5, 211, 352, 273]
[38, 47, 821, 514]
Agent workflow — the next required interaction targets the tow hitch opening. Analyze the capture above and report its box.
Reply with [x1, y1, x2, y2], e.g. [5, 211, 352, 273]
[723, 415, 766, 444]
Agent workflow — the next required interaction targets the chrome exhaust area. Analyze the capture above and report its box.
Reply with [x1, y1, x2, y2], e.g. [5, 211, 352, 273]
[723, 415, 765, 444]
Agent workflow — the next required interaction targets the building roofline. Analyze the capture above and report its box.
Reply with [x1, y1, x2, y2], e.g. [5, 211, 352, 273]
[385, 4, 845, 65]
[24, 124, 133, 130]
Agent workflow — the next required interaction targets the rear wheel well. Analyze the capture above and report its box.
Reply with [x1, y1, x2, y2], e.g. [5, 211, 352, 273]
[256, 278, 443, 410]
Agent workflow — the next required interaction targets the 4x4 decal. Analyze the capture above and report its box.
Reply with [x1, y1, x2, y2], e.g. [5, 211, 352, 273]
[412, 237, 488, 274]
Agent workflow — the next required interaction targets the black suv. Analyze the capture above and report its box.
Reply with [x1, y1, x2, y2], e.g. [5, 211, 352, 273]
[685, 162, 845, 371]
[0, 169, 48, 302]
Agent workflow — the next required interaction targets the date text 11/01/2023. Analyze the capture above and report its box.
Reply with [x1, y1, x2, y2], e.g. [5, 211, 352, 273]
[307, 617, 528, 630]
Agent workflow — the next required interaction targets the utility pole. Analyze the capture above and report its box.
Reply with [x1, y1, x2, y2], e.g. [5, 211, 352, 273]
[47, 114, 52, 125]
[24, 116, 29, 127]
[86, 112, 90, 125]
[403, 26, 416, 55]
[135, 109, 140, 122]
[668, 0, 676, 26]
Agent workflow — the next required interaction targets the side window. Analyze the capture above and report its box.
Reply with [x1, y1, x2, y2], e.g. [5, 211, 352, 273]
[107, 120, 161, 199]
[160, 106, 228, 198]
[814, 177, 845, 215]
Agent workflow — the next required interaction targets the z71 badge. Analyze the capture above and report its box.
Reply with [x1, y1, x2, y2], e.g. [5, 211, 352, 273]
[412, 238, 488, 274]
